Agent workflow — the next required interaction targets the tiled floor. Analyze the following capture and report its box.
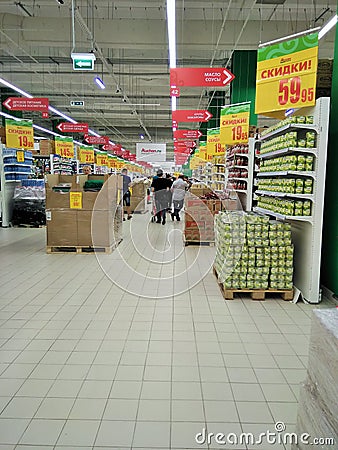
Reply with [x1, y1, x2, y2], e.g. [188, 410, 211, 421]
[0, 216, 334, 449]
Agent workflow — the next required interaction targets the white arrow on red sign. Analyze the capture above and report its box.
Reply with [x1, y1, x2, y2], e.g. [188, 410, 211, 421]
[84, 135, 110, 145]
[172, 110, 213, 123]
[57, 122, 88, 133]
[174, 129, 203, 139]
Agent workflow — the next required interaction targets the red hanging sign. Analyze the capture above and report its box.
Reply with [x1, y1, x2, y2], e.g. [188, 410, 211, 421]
[3, 97, 49, 112]
[170, 68, 235, 87]
[57, 122, 88, 133]
[172, 110, 213, 123]
[174, 140, 196, 148]
[85, 135, 110, 145]
[174, 129, 203, 139]
[170, 87, 180, 97]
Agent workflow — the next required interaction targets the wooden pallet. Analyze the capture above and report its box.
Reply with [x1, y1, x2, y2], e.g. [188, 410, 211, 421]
[46, 240, 122, 255]
[213, 267, 293, 301]
[14, 224, 46, 228]
[183, 237, 215, 247]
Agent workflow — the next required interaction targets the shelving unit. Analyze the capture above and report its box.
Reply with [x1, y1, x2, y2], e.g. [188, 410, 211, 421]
[226, 138, 255, 211]
[253, 97, 330, 304]
[0, 144, 33, 227]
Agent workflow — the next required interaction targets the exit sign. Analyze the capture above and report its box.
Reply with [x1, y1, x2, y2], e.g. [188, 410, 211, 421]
[70, 100, 84, 107]
[71, 53, 96, 71]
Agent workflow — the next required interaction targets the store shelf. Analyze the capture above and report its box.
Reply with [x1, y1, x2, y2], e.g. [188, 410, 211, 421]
[260, 123, 318, 141]
[227, 165, 249, 169]
[253, 206, 313, 223]
[4, 164, 32, 168]
[234, 189, 248, 193]
[258, 147, 317, 159]
[226, 152, 249, 160]
[228, 177, 249, 182]
[214, 163, 226, 167]
[257, 171, 316, 179]
[255, 190, 314, 200]
[211, 172, 226, 176]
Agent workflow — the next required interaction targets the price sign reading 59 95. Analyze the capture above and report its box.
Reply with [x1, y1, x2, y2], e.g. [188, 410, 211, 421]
[278, 76, 314, 106]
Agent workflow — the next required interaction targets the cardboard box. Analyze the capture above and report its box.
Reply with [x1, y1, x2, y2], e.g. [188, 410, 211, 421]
[39, 139, 54, 155]
[78, 210, 113, 247]
[46, 209, 78, 246]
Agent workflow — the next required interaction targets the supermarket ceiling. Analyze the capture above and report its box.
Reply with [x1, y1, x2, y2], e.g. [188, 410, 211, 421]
[0, 0, 336, 157]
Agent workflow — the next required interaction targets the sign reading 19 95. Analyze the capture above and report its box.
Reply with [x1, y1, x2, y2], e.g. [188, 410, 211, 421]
[5, 119, 34, 150]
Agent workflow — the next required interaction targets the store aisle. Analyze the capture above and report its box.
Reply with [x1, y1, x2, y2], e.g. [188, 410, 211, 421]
[0, 214, 333, 450]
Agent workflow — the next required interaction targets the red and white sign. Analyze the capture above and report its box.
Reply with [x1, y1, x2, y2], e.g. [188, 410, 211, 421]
[174, 129, 203, 139]
[3, 97, 49, 112]
[103, 143, 122, 153]
[170, 87, 180, 97]
[170, 68, 235, 88]
[84, 135, 110, 145]
[175, 154, 189, 165]
[174, 140, 196, 148]
[172, 110, 213, 123]
[136, 143, 166, 162]
[57, 122, 88, 133]
[174, 147, 191, 154]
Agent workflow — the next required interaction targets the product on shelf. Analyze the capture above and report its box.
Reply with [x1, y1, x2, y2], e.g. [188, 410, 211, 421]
[12, 180, 46, 226]
[260, 131, 317, 154]
[226, 143, 249, 158]
[3, 149, 33, 181]
[256, 195, 312, 217]
[260, 154, 314, 172]
[260, 115, 314, 137]
[257, 177, 313, 195]
[214, 212, 294, 290]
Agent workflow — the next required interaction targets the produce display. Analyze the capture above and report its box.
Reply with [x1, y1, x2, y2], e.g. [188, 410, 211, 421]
[257, 177, 313, 194]
[260, 131, 316, 154]
[260, 115, 314, 137]
[214, 212, 294, 290]
[260, 154, 314, 172]
[256, 195, 312, 216]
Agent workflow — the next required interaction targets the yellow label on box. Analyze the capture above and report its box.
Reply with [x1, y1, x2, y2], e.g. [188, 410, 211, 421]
[16, 150, 25, 162]
[5, 119, 34, 150]
[69, 192, 82, 209]
[55, 137, 74, 159]
[78, 147, 94, 163]
[255, 33, 318, 114]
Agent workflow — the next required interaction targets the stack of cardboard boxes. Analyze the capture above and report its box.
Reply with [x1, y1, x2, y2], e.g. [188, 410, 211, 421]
[184, 186, 221, 242]
[0, 126, 6, 144]
[46, 174, 122, 250]
[129, 179, 150, 213]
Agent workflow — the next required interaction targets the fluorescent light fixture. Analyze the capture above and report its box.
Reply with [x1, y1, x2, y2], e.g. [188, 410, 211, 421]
[0, 77, 33, 98]
[171, 96, 177, 112]
[88, 128, 101, 137]
[139, 134, 145, 140]
[259, 27, 320, 47]
[48, 106, 77, 123]
[33, 124, 62, 137]
[318, 14, 338, 39]
[0, 111, 21, 120]
[94, 76, 105, 89]
[166, 0, 176, 69]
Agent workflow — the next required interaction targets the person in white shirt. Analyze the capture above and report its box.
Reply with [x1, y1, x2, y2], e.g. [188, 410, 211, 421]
[170, 175, 190, 221]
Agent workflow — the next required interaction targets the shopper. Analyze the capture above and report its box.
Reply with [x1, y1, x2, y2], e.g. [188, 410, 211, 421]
[151, 169, 171, 224]
[82, 165, 92, 175]
[171, 174, 190, 221]
[121, 168, 132, 221]
[166, 173, 174, 211]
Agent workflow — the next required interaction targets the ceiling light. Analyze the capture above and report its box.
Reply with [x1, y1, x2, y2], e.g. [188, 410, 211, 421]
[166, 0, 176, 69]
[0, 77, 33, 98]
[318, 14, 338, 39]
[48, 106, 77, 123]
[139, 134, 145, 140]
[94, 76, 105, 89]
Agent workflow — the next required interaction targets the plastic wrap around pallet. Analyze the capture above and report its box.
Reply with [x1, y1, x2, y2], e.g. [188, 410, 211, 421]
[292, 309, 338, 449]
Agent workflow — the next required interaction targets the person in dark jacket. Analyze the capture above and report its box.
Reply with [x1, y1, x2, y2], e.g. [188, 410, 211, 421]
[151, 169, 171, 224]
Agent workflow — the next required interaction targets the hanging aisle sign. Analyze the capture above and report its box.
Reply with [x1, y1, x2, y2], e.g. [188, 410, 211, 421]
[220, 103, 250, 145]
[170, 68, 235, 88]
[255, 32, 318, 114]
[5, 119, 34, 150]
[54, 137, 74, 158]
[78, 146, 94, 163]
[207, 128, 225, 157]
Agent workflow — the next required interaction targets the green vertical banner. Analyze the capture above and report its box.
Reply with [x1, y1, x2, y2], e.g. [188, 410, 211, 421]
[231, 51, 257, 125]
[321, 18, 338, 295]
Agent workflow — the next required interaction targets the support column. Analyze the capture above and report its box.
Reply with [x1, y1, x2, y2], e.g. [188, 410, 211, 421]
[321, 17, 338, 296]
